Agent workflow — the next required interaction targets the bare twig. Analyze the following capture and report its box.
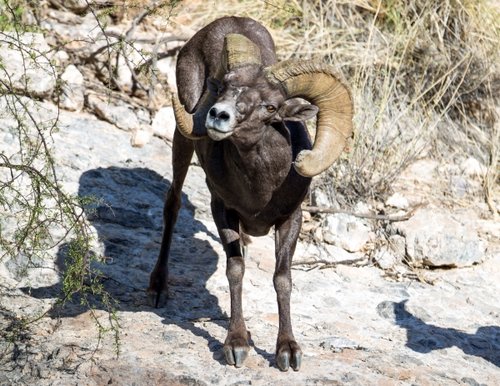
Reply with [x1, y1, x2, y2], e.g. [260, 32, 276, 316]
[292, 257, 367, 268]
[302, 205, 422, 222]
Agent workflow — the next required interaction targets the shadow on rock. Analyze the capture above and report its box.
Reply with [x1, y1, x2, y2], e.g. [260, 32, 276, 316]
[378, 300, 499, 367]
[22, 166, 238, 364]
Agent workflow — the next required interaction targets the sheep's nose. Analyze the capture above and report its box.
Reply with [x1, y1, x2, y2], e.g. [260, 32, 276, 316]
[209, 107, 230, 121]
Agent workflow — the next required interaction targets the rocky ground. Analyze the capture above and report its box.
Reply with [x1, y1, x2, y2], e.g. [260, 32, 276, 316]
[0, 3, 499, 386]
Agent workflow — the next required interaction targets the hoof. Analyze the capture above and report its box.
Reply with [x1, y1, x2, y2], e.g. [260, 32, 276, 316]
[223, 332, 250, 368]
[147, 289, 168, 308]
[276, 340, 302, 372]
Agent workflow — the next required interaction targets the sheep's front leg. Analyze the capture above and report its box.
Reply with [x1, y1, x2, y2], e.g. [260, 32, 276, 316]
[274, 206, 302, 371]
[211, 197, 249, 368]
[148, 130, 194, 307]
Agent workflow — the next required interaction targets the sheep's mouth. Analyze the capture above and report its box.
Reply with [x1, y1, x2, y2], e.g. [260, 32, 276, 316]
[205, 115, 235, 141]
[206, 124, 234, 141]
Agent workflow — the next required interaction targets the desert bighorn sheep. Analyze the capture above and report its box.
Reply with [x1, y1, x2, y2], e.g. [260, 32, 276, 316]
[148, 16, 353, 371]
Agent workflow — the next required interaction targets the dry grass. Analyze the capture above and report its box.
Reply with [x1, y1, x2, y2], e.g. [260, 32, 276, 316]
[170, 0, 499, 206]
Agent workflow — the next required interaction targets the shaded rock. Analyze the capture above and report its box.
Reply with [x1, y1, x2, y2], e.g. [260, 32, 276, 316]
[394, 209, 486, 267]
[60, 65, 84, 111]
[450, 175, 470, 198]
[64, 0, 88, 13]
[0, 33, 56, 98]
[323, 213, 371, 252]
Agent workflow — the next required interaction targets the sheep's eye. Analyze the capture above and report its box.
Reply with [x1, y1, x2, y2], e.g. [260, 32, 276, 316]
[266, 105, 276, 113]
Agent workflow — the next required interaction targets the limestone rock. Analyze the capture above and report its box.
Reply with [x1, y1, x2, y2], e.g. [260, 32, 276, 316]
[460, 157, 487, 177]
[388, 234, 406, 260]
[323, 244, 361, 263]
[373, 247, 397, 269]
[60, 65, 85, 111]
[64, 0, 88, 13]
[394, 209, 486, 267]
[0, 33, 56, 98]
[152, 106, 176, 141]
[311, 188, 331, 207]
[88, 94, 149, 131]
[130, 125, 154, 147]
[386, 192, 409, 209]
[323, 213, 371, 252]
[157, 56, 178, 91]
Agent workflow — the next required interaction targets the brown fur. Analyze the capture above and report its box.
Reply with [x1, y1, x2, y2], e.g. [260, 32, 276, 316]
[149, 16, 317, 371]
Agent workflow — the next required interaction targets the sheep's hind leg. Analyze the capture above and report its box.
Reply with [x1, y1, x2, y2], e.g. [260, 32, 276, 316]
[211, 197, 250, 368]
[148, 130, 194, 307]
[274, 206, 303, 371]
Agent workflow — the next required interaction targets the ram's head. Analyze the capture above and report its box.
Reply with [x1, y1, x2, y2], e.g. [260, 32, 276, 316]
[173, 34, 353, 177]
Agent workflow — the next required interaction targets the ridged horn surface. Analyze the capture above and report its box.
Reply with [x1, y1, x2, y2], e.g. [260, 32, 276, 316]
[223, 33, 262, 71]
[266, 60, 353, 177]
[172, 94, 199, 139]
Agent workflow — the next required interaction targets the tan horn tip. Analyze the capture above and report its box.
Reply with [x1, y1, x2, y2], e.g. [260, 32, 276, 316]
[172, 94, 204, 140]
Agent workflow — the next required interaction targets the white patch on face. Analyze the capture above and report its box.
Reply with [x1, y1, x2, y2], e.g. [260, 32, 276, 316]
[205, 101, 237, 141]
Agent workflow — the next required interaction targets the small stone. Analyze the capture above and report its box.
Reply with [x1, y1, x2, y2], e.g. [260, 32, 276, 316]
[60, 65, 84, 111]
[388, 234, 406, 260]
[460, 157, 487, 177]
[323, 213, 371, 252]
[53, 50, 70, 66]
[386, 192, 409, 209]
[373, 247, 397, 269]
[64, 0, 88, 12]
[156, 56, 178, 91]
[319, 336, 364, 352]
[354, 201, 371, 213]
[311, 188, 331, 207]
[130, 125, 153, 147]
[323, 244, 359, 263]
[450, 175, 469, 198]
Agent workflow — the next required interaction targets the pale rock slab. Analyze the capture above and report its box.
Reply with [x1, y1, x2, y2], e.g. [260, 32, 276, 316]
[394, 208, 487, 267]
[60, 65, 85, 111]
[152, 106, 176, 141]
[87, 93, 150, 131]
[0, 33, 56, 98]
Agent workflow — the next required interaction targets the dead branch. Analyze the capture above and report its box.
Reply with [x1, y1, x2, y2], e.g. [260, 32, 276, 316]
[302, 204, 423, 222]
[292, 257, 367, 269]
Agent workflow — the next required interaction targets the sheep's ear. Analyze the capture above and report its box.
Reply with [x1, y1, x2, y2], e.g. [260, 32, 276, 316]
[278, 100, 319, 122]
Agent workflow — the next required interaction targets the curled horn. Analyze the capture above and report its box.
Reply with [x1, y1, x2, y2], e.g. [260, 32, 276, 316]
[173, 34, 261, 140]
[265, 60, 353, 177]
[172, 94, 197, 139]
